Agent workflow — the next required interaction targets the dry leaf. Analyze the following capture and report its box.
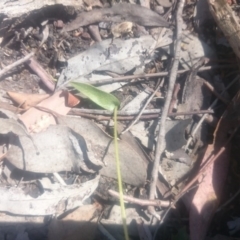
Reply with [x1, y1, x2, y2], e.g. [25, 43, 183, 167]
[62, 3, 169, 32]
[19, 91, 71, 133]
[57, 35, 156, 91]
[7, 91, 50, 109]
[63, 91, 80, 107]
[0, 176, 99, 216]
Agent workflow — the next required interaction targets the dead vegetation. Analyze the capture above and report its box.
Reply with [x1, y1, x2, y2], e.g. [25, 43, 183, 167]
[0, 0, 240, 239]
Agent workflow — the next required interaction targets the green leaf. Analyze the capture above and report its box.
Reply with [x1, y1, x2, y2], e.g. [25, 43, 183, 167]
[70, 82, 120, 111]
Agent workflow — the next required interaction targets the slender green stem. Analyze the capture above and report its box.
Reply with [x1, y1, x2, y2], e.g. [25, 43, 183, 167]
[114, 107, 129, 240]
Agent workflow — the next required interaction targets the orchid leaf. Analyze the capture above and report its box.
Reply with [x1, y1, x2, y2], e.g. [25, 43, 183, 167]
[70, 82, 120, 111]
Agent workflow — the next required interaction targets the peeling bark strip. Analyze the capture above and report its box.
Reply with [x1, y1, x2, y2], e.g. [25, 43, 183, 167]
[208, 0, 240, 59]
[62, 3, 169, 32]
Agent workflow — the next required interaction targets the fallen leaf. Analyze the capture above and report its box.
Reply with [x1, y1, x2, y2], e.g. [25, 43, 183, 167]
[19, 90, 70, 133]
[180, 31, 215, 69]
[0, 176, 99, 216]
[7, 91, 50, 109]
[5, 113, 147, 186]
[57, 35, 156, 92]
[61, 115, 148, 186]
[5, 125, 101, 173]
[121, 91, 150, 112]
[62, 3, 169, 32]
[63, 91, 80, 107]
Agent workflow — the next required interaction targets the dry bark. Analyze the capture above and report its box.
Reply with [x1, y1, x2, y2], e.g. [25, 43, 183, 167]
[208, 0, 240, 59]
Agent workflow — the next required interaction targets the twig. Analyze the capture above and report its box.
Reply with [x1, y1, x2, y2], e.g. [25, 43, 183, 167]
[53, 172, 67, 186]
[70, 108, 162, 115]
[89, 65, 234, 85]
[70, 109, 213, 120]
[121, 80, 162, 134]
[148, 0, 185, 219]
[0, 101, 213, 119]
[27, 58, 55, 92]
[108, 189, 170, 208]
[73, 112, 161, 120]
[0, 52, 35, 79]
[69, 108, 213, 116]
[202, 79, 229, 104]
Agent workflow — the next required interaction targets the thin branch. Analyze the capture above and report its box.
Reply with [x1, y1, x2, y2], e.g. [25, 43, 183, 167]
[69, 108, 213, 116]
[0, 101, 213, 119]
[0, 52, 35, 79]
[70, 108, 162, 115]
[70, 109, 213, 120]
[121, 80, 162, 134]
[70, 112, 161, 121]
[27, 58, 55, 92]
[53, 172, 67, 186]
[202, 79, 229, 104]
[108, 189, 170, 208]
[148, 0, 185, 218]
[89, 65, 234, 85]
